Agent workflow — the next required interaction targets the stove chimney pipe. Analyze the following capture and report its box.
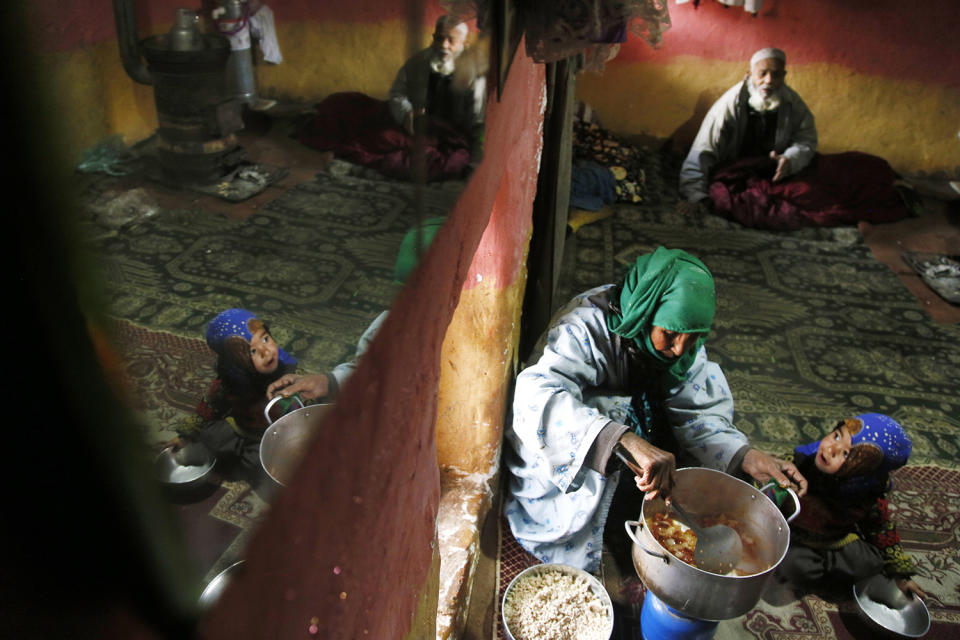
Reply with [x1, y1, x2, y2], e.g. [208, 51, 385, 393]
[113, 0, 153, 85]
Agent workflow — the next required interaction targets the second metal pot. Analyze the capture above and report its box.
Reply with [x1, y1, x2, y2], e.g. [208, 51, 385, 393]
[624, 467, 799, 621]
[259, 396, 332, 489]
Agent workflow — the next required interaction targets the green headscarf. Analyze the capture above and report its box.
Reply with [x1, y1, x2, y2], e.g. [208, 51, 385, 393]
[606, 246, 716, 388]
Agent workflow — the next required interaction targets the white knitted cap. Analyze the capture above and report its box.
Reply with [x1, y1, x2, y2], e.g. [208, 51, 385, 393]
[750, 47, 786, 67]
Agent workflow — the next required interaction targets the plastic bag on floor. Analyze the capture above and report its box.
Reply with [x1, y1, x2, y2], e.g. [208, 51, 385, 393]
[77, 135, 136, 176]
[94, 188, 160, 229]
[902, 252, 960, 305]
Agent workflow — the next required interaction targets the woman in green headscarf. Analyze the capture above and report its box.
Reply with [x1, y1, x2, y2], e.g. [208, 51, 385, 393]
[505, 246, 806, 572]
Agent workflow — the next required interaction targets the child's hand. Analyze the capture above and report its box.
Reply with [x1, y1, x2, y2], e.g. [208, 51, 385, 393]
[896, 578, 927, 600]
[160, 436, 186, 452]
[741, 448, 808, 497]
[267, 374, 299, 399]
[267, 373, 330, 401]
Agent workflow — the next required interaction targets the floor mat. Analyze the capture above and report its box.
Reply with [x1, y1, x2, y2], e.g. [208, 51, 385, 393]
[107, 319, 215, 445]
[494, 465, 960, 639]
[556, 205, 960, 470]
[79, 170, 460, 377]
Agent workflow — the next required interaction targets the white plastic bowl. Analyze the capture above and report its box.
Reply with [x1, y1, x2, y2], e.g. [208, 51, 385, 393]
[501, 563, 614, 640]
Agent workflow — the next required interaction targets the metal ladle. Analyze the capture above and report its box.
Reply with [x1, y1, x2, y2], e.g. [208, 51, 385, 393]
[614, 444, 743, 575]
[667, 497, 743, 575]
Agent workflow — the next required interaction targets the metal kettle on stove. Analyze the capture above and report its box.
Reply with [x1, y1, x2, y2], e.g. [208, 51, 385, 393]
[112, 0, 246, 183]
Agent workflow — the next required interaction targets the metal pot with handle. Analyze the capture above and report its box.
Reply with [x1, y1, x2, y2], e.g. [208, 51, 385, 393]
[624, 467, 800, 621]
[259, 395, 332, 490]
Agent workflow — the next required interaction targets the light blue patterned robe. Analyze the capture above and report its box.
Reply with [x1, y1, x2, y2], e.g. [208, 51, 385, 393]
[504, 285, 749, 571]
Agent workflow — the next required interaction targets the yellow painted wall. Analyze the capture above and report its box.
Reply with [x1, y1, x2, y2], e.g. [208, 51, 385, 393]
[257, 20, 415, 102]
[35, 43, 157, 164]
[578, 57, 960, 175]
[32, 4, 958, 178]
[436, 272, 527, 476]
[33, 18, 427, 163]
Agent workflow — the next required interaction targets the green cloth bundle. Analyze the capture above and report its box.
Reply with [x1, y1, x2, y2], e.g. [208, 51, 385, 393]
[393, 216, 446, 284]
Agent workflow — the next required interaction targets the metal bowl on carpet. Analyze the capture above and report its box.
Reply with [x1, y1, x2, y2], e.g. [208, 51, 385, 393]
[624, 467, 800, 621]
[853, 574, 930, 638]
[501, 563, 614, 640]
[259, 396, 333, 489]
[155, 442, 215, 491]
[199, 560, 245, 610]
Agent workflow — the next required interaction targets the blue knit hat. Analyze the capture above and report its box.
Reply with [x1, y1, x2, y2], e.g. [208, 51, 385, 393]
[795, 413, 912, 497]
[206, 308, 297, 372]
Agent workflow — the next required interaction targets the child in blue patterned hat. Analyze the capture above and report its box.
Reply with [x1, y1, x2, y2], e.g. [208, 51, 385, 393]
[164, 308, 300, 476]
[774, 413, 926, 599]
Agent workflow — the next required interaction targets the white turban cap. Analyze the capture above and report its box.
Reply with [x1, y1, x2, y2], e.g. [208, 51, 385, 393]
[750, 48, 786, 67]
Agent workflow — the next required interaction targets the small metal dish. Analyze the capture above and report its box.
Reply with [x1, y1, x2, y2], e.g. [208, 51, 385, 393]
[502, 563, 614, 640]
[853, 575, 930, 638]
[154, 442, 215, 490]
[199, 560, 245, 610]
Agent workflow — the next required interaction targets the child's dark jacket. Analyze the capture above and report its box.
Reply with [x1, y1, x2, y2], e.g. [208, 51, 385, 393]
[790, 452, 916, 579]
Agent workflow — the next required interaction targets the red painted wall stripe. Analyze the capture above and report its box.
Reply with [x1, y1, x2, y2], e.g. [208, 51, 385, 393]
[27, 0, 444, 53]
[616, 0, 958, 88]
[35, 1, 956, 89]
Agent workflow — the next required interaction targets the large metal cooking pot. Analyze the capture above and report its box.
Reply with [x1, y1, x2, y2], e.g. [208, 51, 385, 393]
[624, 467, 799, 621]
[259, 396, 332, 489]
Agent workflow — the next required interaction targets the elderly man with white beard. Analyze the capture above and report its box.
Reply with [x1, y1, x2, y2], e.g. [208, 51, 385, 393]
[679, 48, 817, 206]
[388, 15, 486, 153]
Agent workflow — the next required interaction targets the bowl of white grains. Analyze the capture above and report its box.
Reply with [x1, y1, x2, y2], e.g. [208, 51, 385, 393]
[502, 563, 614, 640]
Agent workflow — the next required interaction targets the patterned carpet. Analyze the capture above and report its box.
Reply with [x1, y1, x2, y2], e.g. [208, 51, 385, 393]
[107, 319, 216, 445]
[555, 134, 960, 468]
[78, 167, 462, 587]
[556, 203, 960, 470]
[495, 465, 960, 639]
[80, 168, 461, 377]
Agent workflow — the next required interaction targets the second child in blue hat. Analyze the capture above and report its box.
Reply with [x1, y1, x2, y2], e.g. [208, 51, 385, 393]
[775, 413, 926, 600]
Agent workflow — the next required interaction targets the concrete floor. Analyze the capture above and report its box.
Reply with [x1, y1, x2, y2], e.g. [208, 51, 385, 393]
[859, 191, 960, 324]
